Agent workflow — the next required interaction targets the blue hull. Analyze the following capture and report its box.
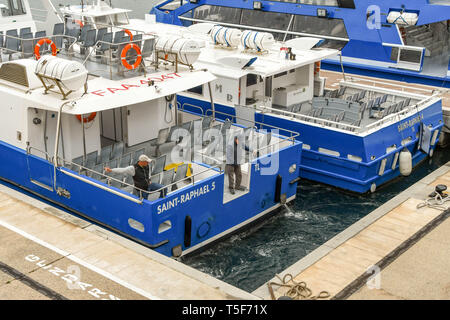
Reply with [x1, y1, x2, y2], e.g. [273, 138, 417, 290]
[177, 95, 443, 194]
[0, 140, 301, 257]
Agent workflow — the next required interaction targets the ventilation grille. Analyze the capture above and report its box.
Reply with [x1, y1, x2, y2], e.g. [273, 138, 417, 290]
[0, 63, 29, 87]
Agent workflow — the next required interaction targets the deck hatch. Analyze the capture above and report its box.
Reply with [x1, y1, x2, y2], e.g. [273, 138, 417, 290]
[0, 63, 29, 87]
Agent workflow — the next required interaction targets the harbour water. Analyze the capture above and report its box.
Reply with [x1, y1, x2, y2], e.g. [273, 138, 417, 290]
[32, 0, 450, 293]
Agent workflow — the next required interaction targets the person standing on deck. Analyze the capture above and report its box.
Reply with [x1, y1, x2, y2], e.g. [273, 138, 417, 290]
[105, 154, 167, 199]
[226, 135, 251, 195]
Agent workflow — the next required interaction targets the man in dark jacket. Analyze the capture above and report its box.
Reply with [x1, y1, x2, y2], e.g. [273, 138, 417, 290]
[225, 135, 251, 195]
[105, 154, 166, 199]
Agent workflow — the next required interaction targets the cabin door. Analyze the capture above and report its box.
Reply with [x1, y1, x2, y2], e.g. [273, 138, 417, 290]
[26, 108, 55, 192]
[26, 154, 54, 192]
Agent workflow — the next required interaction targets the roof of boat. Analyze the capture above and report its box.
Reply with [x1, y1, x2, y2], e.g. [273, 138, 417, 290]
[124, 19, 339, 78]
[59, 5, 132, 18]
[0, 59, 216, 115]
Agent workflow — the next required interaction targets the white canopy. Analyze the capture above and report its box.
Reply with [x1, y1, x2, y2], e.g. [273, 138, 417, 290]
[26, 69, 216, 114]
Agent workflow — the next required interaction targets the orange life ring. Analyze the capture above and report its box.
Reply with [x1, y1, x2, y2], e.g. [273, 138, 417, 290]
[124, 29, 133, 41]
[75, 19, 84, 28]
[34, 38, 58, 60]
[314, 61, 321, 76]
[76, 113, 97, 123]
[121, 43, 142, 70]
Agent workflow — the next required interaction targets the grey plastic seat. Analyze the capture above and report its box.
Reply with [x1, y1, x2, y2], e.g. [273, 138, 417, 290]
[79, 24, 92, 44]
[202, 116, 213, 129]
[132, 148, 146, 163]
[95, 28, 107, 46]
[181, 121, 192, 132]
[404, 97, 411, 108]
[21, 33, 34, 58]
[53, 23, 65, 35]
[151, 155, 166, 175]
[71, 156, 85, 171]
[82, 29, 96, 48]
[20, 27, 31, 38]
[90, 164, 105, 182]
[85, 151, 98, 169]
[5, 29, 18, 49]
[161, 168, 175, 187]
[96, 32, 113, 58]
[106, 158, 119, 170]
[64, 26, 80, 48]
[119, 153, 132, 167]
[5, 36, 19, 59]
[111, 141, 124, 160]
[98, 145, 112, 164]
[141, 38, 154, 58]
[111, 31, 125, 50]
[151, 173, 162, 185]
[151, 127, 170, 157]
[171, 164, 189, 191]
[221, 119, 232, 135]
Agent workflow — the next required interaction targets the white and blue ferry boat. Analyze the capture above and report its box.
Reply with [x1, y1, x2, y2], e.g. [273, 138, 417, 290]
[153, 0, 450, 88]
[54, 0, 444, 194]
[0, 0, 302, 257]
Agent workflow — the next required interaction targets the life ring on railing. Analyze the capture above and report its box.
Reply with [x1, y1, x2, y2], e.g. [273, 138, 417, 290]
[124, 29, 133, 41]
[34, 38, 58, 60]
[121, 43, 142, 70]
[76, 113, 97, 123]
[314, 61, 321, 76]
[75, 19, 84, 28]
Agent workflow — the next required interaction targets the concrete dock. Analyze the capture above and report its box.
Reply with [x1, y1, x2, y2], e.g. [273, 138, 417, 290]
[253, 161, 450, 300]
[0, 184, 259, 300]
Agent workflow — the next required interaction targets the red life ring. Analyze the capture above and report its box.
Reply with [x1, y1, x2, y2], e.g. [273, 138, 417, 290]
[76, 113, 97, 123]
[124, 29, 133, 41]
[34, 38, 58, 60]
[121, 43, 142, 70]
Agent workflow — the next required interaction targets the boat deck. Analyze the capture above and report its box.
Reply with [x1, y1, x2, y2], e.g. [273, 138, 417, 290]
[322, 70, 450, 108]
[253, 161, 450, 300]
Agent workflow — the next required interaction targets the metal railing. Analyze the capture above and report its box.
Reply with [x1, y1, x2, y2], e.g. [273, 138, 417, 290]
[257, 104, 361, 133]
[0, 33, 78, 61]
[58, 156, 223, 203]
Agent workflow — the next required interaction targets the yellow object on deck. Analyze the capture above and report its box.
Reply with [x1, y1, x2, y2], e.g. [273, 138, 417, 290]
[164, 163, 192, 177]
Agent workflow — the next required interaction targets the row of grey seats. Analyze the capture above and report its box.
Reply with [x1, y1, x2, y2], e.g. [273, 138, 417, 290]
[152, 116, 230, 157]
[0, 27, 49, 58]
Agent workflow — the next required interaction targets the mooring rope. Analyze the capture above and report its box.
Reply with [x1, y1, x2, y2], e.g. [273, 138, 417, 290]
[416, 192, 450, 211]
[267, 274, 330, 300]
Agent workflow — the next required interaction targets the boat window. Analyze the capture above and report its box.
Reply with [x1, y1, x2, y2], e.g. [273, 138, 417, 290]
[274, 71, 288, 78]
[0, 0, 26, 16]
[246, 74, 258, 87]
[271, 0, 334, 5]
[240, 9, 291, 34]
[291, 15, 348, 39]
[159, 0, 184, 11]
[187, 85, 203, 95]
[192, 5, 242, 24]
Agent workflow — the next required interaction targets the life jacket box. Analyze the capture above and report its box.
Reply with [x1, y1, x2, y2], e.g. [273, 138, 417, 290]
[273, 84, 311, 107]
